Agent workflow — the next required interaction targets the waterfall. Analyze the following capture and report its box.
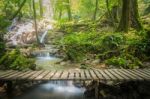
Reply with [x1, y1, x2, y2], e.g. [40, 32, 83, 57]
[40, 31, 48, 43]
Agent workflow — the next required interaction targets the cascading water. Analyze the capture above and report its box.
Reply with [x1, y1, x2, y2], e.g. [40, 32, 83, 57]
[40, 31, 48, 44]
[5, 0, 90, 99]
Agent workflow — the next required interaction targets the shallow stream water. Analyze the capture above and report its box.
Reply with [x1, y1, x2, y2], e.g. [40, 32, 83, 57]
[13, 81, 90, 99]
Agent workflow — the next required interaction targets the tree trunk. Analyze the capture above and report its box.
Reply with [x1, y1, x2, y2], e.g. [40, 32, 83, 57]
[10, 0, 27, 20]
[117, 0, 130, 32]
[66, 0, 72, 21]
[93, 0, 99, 20]
[17, 0, 23, 21]
[106, 0, 116, 27]
[59, 8, 62, 19]
[117, 0, 142, 32]
[39, 0, 43, 17]
[111, 6, 119, 23]
[33, 0, 40, 44]
[130, 0, 143, 30]
[29, 0, 33, 18]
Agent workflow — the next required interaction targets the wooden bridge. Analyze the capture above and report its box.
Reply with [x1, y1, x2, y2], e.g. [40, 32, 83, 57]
[0, 69, 150, 99]
[0, 69, 150, 81]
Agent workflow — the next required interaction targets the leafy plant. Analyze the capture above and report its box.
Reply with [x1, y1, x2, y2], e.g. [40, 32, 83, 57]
[105, 54, 143, 69]
[0, 49, 35, 70]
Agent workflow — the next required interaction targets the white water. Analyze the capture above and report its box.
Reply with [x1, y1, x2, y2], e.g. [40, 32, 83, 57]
[13, 81, 88, 99]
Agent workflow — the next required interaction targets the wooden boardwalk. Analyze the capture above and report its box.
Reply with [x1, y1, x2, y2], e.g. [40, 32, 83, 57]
[0, 69, 150, 81]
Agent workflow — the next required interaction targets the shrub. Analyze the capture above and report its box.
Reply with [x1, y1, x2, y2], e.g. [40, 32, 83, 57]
[105, 54, 143, 69]
[0, 49, 35, 70]
[59, 32, 125, 61]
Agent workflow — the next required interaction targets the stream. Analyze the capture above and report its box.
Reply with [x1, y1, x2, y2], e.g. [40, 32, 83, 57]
[5, 18, 90, 99]
[13, 81, 89, 99]
[4, 0, 90, 96]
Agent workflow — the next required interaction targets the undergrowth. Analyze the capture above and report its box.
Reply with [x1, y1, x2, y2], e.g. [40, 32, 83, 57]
[59, 30, 150, 69]
[0, 49, 35, 70]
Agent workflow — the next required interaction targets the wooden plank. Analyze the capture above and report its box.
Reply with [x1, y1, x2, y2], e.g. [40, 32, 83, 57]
[80, 70, 86, 80]
[61, 71, 69, 80]
[128, 69, 150, 80]
[35, 71, 50, 80]
[74, 71, 80, 80]
[68, 72, 75, 80]
[103, 70, 117, 80]
[28, 71, 44, 80]
[0, 70, 15, 77]
[0, 70, 13, 76]
[107, 69, 125, 80]
[123, 69, 144, 80]
[89, 70, 98, 80]
[43, 71, 56, 80]
[144, 69, 150, 73]
[117, 69, 137, 80]
[84, 70, 91, 80]
[121, 69, 143, 80]
[142, 69, 150, 76]
[112, 69, 130, 80]
[20, 71, 37, 80]
[92, 69, 104, 80]
[51, 71, 63, 80]
[0, 71, 18, 78]
[98, 70, 111, 80]
[15, 71, 32, 80]
[138, 69, 150, 77]
[3, 71, 22, 80]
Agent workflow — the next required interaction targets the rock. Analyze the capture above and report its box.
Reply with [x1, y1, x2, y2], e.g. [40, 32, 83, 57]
[92, 59, 100, 65]
[60, 62, 66, 66]
[143, 62, 150, 68]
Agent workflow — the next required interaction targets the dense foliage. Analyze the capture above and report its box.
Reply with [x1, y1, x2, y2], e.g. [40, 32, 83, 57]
[0, 49, 35, 70]
[0, 0, 150, 69]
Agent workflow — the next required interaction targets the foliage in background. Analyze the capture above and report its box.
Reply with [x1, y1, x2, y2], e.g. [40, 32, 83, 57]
[0, 49, 35, 70]
[59, 30, 149, 69]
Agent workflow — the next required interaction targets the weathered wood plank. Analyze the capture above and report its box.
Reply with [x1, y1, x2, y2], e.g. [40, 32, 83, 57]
[80, 70, 86, 80]
[74, 71, 80, 80]
[51, 71, 63, 80]
[61, 71, 69, 80]
[117, 69, 137, 80]
[103, 70, 118, 80]
[112, 69, 130, 80]
[68, 71, 75, 80]
[0, 70, 13, 76]
[3, 71, 22, 80]
[28, 71, 44, 80]
[128, 69, 150, 80]
[142, 69, 150, 76]
[0, 71, 18, 78]
[92, 69, 104, 80]
[98, 70, 111, 80]
[20, 71, 37, 80]
[35, 71, 50, 80]
[121, 69, 144, 80]
[89, 70, 98, 80]
[15, 71, 31, 80]
[84, 70, 91, 80]
[43, 71, 56, 80]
